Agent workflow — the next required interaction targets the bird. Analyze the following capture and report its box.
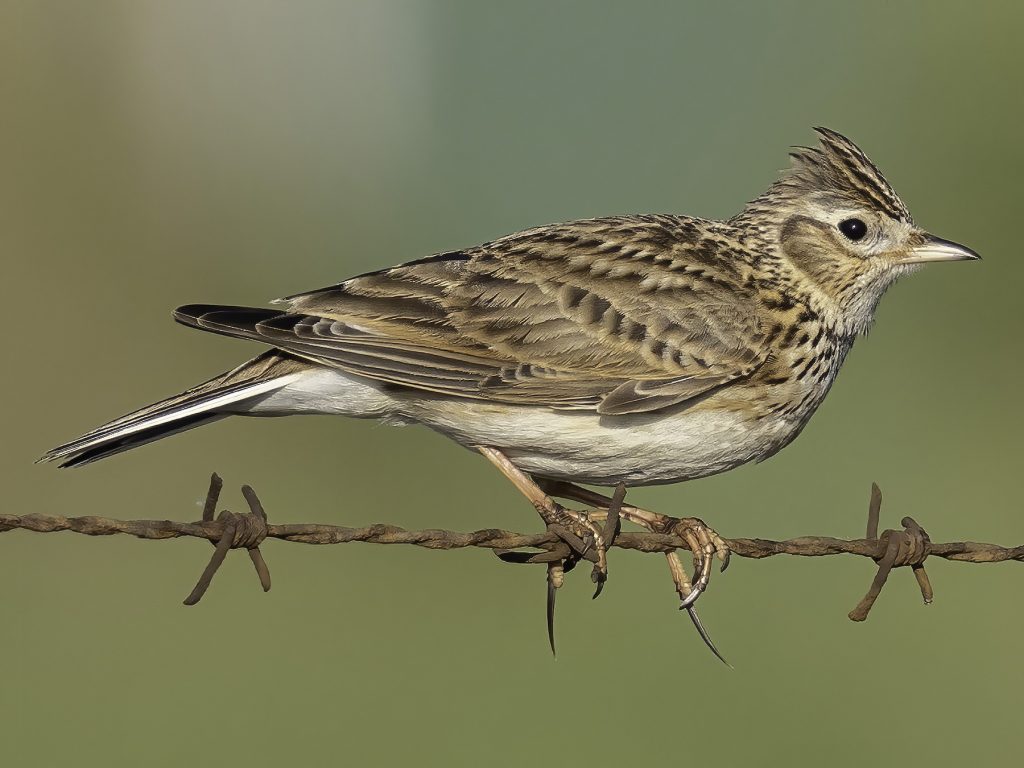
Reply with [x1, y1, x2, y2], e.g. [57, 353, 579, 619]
[41, 127, 979, 645]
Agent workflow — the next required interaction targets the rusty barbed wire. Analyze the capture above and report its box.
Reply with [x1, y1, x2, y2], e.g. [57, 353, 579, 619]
[2, 474, 1022, 654]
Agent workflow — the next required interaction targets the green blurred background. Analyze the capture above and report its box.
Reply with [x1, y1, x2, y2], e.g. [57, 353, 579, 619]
[2, 1, 1021, 765]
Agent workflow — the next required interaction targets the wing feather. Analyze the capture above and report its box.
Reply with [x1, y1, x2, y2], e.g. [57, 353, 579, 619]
[177, 215, 767, 413]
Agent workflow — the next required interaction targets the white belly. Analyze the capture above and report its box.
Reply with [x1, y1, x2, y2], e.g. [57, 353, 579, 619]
[410, 398, 797, 485]
[248, 368, 800, 486]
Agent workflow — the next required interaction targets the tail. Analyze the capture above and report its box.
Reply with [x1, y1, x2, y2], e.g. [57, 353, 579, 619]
[40, 351, 306, 468]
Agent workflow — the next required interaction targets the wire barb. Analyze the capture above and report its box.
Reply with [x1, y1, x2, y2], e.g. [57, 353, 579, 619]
[182, 473, 272, 606]
[848, 483, 933, 622]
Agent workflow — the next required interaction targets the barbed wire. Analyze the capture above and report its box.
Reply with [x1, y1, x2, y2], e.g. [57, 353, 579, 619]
[3, 474, 1021, 658]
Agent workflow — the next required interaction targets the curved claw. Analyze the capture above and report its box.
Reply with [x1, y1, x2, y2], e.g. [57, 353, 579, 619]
[678, 541, 716, 609]
[572, 516, 608, 597]
[592, 482, 624, 599]
[718, 547, 732, 573]
[685, 605, 731, 667]
[678, 586, 701, 610]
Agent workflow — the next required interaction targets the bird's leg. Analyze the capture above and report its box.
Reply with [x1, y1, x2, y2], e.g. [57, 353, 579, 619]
[538, 479, 731, 664]
[479, 447, 607, 575]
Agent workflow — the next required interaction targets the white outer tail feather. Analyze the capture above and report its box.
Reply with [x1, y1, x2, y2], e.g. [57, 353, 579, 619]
[41, 373, 302, 467]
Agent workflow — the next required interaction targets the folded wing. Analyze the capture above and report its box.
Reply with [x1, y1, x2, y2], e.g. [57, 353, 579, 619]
[178, 216, 768, 414]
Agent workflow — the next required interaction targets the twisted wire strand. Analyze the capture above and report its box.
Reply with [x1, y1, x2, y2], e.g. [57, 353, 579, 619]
[2, 512, 1022, 563]
[2, 474, 1022, 647]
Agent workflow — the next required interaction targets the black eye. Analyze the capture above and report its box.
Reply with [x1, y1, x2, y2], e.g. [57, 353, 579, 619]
[838, 218, 867, 241]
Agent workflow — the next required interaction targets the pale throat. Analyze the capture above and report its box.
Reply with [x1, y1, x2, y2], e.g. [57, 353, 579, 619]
[838, 263, 916, 335]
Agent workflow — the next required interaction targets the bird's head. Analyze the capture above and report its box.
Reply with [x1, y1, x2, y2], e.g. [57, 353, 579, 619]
[735, 127, 979, 334]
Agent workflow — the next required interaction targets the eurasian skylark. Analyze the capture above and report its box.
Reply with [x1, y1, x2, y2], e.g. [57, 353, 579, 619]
[42, 128, 978, 626]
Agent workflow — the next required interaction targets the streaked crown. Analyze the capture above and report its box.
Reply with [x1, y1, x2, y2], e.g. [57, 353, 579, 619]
[779, 127, 913, 223]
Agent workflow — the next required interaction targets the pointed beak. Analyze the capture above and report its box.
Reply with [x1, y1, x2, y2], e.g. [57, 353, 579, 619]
[900, 234, 981, 265]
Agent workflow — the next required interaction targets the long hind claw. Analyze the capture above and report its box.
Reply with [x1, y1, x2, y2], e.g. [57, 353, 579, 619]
[546, 562, 563, 656]
[685, 605, 731, 667]
[664, 548, 729, 664]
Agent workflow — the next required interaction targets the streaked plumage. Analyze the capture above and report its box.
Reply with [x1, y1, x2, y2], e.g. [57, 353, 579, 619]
[42, 128, 978, 487]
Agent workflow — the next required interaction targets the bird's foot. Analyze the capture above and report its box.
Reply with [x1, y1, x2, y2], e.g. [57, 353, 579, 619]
[540, 488, 624, 655]
[659, 517, 731, 610]
[546, 483, 625, 598]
